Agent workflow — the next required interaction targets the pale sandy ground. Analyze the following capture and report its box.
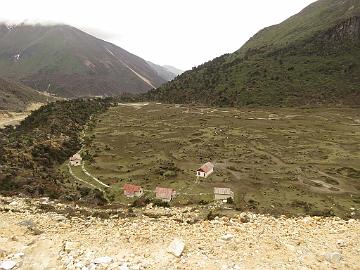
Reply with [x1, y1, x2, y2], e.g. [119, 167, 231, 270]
[0, 196, 360, 270]
[0, 103, 43, 128]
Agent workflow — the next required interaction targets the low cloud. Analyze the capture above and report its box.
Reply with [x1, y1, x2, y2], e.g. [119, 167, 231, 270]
[79, 26, 122, 41]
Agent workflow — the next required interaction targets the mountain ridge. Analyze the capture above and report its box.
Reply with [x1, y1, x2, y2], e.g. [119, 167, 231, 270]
[0, 23, 170, 97]
[146, 61, 179, 81]
[0, 76, 54, 111]
[237, 0, 360, 55]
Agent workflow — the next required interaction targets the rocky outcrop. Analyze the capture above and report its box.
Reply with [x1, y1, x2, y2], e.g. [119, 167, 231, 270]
[0, 195, 359, 269]
[319, 16, 360, 42]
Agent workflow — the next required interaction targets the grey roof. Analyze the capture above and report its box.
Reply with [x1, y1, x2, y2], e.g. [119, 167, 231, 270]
[214, 187, 233, 195]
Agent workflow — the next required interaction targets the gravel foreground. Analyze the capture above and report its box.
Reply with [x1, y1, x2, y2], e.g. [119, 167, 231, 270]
[0, 196, 359, 270]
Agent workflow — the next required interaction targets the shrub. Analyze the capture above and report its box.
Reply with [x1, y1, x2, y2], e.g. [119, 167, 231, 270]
[153, 199, 170, 208]
[227, 197, 234, 204]
[132, 197, 151, 207]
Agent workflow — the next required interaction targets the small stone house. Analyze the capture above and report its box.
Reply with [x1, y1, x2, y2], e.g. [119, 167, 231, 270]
[155, 187, 176, 202]
[214, 187, 234, 201]
[123, 184, 144, 198]
[196, 162, 214, 178]
[69, 153, 82, 166]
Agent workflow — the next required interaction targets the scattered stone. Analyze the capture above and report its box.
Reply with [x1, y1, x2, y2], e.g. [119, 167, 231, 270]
[54, 215, 67, 222]
[167, 238, 185, 257]
[324, 252, 342, 263]
[119, 264, 130, 270]
[63, 241, 78, 253]
[74, 261, 84, 268]
[18, 220, 35, 228]
[221, 234, 234, 241]
[0, 250, 6, 259]
[10, 236, 17, 242]
[8, 202, 18, 206]
[337, 239, 345, 247]
[39, 197, 50, 204]
[239, 213, 250, 223]
[11, 252, 24, 259]
[0, 260, 16, 270]
[1, 195, 360, 269]
[93, 256, 113, 264]
[22, 239, 59, 269]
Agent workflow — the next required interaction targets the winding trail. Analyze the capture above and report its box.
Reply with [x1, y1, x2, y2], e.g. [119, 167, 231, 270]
[67, 163, 104, 192]
[81, 162, 110, 188]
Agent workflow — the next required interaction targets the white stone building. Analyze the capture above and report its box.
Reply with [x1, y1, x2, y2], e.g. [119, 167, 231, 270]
[196, 162, 214, 178]
[69, 153, 82, 166]
[214, 187, 234, 201]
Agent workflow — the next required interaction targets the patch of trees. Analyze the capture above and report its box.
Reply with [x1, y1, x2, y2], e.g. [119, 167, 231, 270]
[0, 98, 112, 200]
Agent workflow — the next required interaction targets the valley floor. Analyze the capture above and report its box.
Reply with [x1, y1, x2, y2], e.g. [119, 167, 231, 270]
[71, 102, 360, 218]
[0, 103, 44, 128]
[0, 196, 360, 270]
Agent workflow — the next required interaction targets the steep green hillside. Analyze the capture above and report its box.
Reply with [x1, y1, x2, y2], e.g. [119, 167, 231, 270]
[0, 24, 167, 98]
[0, 77, 53, 111]
[147, 0, 360, 106]
[237, 0, 360, 54]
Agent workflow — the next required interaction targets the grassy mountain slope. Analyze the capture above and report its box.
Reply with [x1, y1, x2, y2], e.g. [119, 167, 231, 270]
[0, 24, 167, 98]
[237, 0, 360, 54]
[0, 77, 53, 111]
[147, 0, 360, 106]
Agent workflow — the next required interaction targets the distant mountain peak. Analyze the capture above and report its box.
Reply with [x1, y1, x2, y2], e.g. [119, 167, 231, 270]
[163, 65, 184, 76]
[147, 62, 183, 81]
[0, 23, 170, 97]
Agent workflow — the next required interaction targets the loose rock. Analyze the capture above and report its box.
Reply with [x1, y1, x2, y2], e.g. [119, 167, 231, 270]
[324, 252, 342, 263]
[168, 238, 185, 257]
[0, 260, 16, 270]
[93, 256, 113, 264]
[221, 234, 234, 241]
[119, 264, 130, 270]
[239, 213, 250, 223]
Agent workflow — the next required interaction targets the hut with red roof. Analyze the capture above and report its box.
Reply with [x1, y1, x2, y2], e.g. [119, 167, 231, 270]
[123, 184, 143, 198]
[196, 162, 214, 178]
[155, 187, 176, 202]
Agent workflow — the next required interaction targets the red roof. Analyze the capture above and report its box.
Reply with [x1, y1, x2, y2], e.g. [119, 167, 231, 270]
[155, 187, 174, 199]
[197, 162, 214, 173]
[123, 184, 142, 193]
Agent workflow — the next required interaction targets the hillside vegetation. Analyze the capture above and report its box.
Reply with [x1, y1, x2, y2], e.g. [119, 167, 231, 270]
[0, 24, 168, 97]
[0, 77, 52, 111]
[147, 0, 360, 106]
[0, 98, 112, 201]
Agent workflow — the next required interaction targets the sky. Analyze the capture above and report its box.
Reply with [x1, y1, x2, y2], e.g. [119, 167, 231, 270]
[1, 0, 317, 71]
